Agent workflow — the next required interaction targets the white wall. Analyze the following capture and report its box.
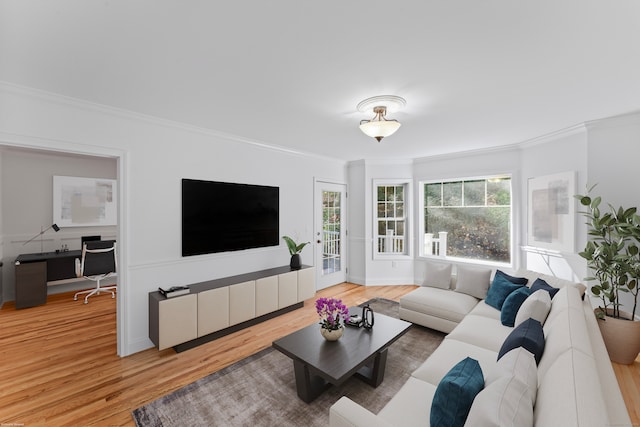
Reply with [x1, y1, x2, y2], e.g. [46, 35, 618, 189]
[586, 112, 640, 315]
[346, 159, 414, 285]
[519, 127, 588, 283]
[0, 82, 346, 355]
[346, 160, 366, 284]
[0, 148, 118, 300]
[0, 149, 3, 306]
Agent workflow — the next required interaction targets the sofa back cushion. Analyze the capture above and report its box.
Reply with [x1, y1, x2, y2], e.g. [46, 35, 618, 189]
[500, 286, 532, 327]
[485, 347, 538, 404]
[464, 376, 533, 427]
[530, 278, 560, 299]
[495, 269, 529, 285]
[514, 289, 552, 328]
[454, 265, 492, 299]
[515, 269, 587, 297]
[430, 357, 484, 427]
[534, 285, 609, 427]
[485, 275, 525, 310]
[498, 318, 545, 365]
[424, 261, 452, 289]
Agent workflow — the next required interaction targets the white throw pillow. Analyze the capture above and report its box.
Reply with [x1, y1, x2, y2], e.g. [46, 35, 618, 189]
[423, 261, 452, 289]
[454, 265, 492, 299]
[485, 347, 537, 404]
[514, 289, 552, 327]
[463, 376, 534, 427]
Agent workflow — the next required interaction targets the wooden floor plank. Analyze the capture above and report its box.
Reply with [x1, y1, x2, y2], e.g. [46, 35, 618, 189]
[0, 283, 637, 426]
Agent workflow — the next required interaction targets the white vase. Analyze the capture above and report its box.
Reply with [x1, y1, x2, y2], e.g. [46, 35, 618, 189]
[320, 325, 344, 341]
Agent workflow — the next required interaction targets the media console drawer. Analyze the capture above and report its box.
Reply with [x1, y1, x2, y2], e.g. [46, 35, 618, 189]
[149, 265, 315, 351]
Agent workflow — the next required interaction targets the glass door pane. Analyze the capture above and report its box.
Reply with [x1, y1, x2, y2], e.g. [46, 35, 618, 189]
[322, 190, 341, 275]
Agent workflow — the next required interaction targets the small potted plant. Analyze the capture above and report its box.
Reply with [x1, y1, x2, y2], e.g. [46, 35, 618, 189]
[576, 188, 640, 364]
[282, 235, 310, 270]
[315, 297, 350, 341]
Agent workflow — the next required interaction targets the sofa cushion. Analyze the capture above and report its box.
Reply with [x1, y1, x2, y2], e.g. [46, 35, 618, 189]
[413, 338, 499, 386]
[495, 269, 529, 285]
[454, 265, 492, 299]
[485, 347, 537, 404]
[430, 357, 484, 427]
[468, 301, 501, 321]
[400, 287, 479, 324]
[464, 376, 533, 427]
[514, 289, 552, 327]
[377, 377, 437, 426]
[500, 286, 532, 327]
[485, 274, 525, 310]
[424, 261, 452, 289]
[446, 314, 513, 353]
[530, 278, 560, 299]
[498, 318, 545, 365]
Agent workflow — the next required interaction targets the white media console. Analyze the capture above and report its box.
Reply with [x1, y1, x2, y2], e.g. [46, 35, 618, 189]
[149, 265, 315, 351]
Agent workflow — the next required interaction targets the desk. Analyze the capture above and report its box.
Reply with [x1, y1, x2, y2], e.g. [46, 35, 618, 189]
[15, 250, 81, 309]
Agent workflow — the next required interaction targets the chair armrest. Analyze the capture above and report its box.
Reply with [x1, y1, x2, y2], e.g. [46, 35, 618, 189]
[330, 397, 393, 427]
[75, 258, 81, 278]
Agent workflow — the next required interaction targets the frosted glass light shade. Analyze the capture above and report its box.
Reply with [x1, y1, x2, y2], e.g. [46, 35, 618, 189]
[359, 120, 401, 141]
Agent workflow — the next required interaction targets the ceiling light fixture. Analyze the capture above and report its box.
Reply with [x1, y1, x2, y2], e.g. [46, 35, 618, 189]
[357, 95, 406, 142]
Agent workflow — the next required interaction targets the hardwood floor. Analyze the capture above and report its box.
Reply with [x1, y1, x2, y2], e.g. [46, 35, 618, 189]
[0, 283, 638, 426]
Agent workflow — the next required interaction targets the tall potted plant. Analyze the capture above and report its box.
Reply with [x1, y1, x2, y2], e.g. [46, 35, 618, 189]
[576, 188, 640, 364]
[282, 235, 310, 270]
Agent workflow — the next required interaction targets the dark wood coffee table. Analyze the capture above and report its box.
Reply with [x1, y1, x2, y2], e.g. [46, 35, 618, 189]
[272, 306, 412, 403]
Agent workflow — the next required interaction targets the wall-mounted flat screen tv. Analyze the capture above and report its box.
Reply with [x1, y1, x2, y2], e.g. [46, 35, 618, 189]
[182, 179, 279, 256]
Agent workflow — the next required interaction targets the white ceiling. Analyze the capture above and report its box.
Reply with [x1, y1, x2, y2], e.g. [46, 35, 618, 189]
[2, 1, 639, 161]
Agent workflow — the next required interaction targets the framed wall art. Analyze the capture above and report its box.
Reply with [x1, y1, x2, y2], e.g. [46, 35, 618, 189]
[53, 175, 117, 227]
[527, 171, 575, 252]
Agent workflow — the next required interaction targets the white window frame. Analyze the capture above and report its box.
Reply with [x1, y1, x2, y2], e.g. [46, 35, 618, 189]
[373, 179, 412, 260]
[418, 174, 513, 268]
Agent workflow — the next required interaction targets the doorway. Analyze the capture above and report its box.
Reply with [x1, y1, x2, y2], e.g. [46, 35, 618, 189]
[314, 180, 347, 289]
[0, 140, 126, 355]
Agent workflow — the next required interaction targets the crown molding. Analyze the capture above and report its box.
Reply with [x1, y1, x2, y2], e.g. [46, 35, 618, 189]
[517, 123, 587, 149]
[584, 109, 640, 131]
[412, 143, 519, 165]
[0, 81, 347, 165]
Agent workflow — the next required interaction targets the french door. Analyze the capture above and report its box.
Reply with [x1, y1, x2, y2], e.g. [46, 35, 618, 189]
[314, 181, 347, 289]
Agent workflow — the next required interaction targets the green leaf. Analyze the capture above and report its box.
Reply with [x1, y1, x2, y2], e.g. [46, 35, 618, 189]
[580, 196, 591, 206]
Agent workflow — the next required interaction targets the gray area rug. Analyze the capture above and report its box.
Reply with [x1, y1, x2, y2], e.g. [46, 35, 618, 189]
[132, 298, 445, 427]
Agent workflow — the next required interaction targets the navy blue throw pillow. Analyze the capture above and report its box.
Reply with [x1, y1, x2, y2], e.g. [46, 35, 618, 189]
[485, 274, 525, 310]
[498, 318, 545, 365]
[495, 269, 529, 285]
[431, 357, 484, 427]
[530, 278, 560, 299]
[500, 286, 532, 327]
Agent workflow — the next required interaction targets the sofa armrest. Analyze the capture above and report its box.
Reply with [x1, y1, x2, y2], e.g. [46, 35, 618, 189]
[330, 396, 393, 427]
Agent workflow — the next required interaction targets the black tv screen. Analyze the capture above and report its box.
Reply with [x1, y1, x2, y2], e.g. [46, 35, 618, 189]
[182, 179, 279, 256]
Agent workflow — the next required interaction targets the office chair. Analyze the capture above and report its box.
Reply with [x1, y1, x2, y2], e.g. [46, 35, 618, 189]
[74, 240, 117, 304]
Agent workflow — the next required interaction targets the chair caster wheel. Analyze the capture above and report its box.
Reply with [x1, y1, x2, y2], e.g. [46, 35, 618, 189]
[74, 297, 78, 301]
[84, 300, 88, 304]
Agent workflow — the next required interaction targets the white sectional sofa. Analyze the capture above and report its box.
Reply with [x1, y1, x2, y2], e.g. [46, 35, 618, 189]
[329, 269, 631, 427]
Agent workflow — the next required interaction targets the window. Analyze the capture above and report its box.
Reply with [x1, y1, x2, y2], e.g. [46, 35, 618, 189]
[374, 180, 410, 257]
[421, 176, 512, 264]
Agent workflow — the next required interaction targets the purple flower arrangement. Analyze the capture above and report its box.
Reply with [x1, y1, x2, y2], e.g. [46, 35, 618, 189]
[315, 297, 350, 331]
